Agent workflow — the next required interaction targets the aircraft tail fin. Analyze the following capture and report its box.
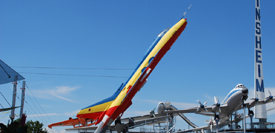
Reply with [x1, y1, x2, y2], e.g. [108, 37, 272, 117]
[77, 83, 124, 120]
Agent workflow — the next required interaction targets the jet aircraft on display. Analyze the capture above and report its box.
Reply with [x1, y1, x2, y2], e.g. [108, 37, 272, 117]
[48, 15, 188, 132]
[163, 84, 275, 132]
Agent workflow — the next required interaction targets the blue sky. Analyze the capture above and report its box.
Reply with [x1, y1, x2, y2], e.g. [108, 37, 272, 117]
[1, 0, 275, 132]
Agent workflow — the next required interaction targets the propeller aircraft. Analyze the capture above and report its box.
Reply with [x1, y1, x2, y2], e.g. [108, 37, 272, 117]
[164, 84, 275, 132]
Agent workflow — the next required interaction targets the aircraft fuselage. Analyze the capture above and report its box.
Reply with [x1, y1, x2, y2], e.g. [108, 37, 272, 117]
[219, 84, 248, 121]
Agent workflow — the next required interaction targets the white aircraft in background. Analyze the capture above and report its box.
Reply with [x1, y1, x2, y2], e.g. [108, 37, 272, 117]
[158, 84, 275, 132]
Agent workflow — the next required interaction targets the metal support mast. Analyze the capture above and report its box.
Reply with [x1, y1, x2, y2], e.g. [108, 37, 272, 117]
[10, 75, 18, 121]
[242, 101, 246, 133]
[20, 81, 26, 118]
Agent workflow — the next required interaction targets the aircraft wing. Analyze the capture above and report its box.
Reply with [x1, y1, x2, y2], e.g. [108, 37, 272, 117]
[240, 97, 275, 110]
[48, 117, 94, 129]
[0, 106, 20, 112]
[66, 115, 170, 132]
[65, 125, 98, 131]
[120, 113, 163, 123]
[164, 104, 228, 116]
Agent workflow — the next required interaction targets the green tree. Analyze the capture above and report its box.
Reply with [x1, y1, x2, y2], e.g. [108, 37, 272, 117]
[25, 120, 48, 133]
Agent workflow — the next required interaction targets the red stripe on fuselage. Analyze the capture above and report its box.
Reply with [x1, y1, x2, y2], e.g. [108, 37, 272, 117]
[126, 85, 132, 94]
[76, 111, 104, 120]
[101, 106, 119, 128]
[105, 106, 118, 117]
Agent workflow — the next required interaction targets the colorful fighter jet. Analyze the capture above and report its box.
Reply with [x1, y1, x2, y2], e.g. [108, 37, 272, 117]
[48, 16, 187, 131]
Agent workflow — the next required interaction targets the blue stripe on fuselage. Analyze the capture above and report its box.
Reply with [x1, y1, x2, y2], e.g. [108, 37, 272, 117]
[122, 29, 168, 87]
[222, 89, 241, 104]
[81, 83, 124, 110]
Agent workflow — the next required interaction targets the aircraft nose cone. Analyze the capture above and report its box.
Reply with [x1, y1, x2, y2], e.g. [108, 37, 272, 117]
[242, 88, 248, 95]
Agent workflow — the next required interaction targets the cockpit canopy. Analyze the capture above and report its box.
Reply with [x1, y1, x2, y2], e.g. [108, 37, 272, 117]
[236, 84, 244, 88]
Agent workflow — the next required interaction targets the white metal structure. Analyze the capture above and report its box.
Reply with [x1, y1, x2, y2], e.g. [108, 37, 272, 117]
[254, 0, 267, 119]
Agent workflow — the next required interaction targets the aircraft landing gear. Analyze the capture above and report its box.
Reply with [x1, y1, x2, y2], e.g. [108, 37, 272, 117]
[115, 117, 130, 133]
[248, 109, 254, 129]
[214, 114, 220, 133]
[115, 117, 124, 133]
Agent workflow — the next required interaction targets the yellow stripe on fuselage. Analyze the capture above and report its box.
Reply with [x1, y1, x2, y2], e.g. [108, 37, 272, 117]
[109, 19, 187, 108]
[78, 101, 113, 115]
